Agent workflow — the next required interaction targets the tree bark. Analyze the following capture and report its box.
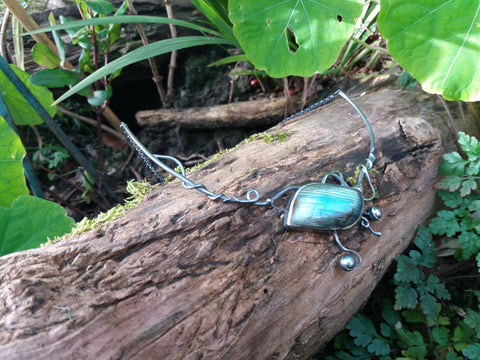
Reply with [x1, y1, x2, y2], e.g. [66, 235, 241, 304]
[0, 88, 464, 359]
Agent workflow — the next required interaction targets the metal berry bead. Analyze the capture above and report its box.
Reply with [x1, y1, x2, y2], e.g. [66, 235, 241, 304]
[339, 253, 356, 271]
[366, 207, 382, 221]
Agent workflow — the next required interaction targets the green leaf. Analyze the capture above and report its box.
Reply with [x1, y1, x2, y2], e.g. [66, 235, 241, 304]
[191, 0, 237, 45]
[379, 322, 392, 338]
[0, 117, 28, 208]
[460, 178, 478, 197]
[87, 89, 109, 106]
[469, 200, 480, 212]
[425, 275, 451, 301]
[413, 226, 436, 268]
[467, 161, 480, 176]
[31, 43, 61, 69]
[429, 210, 460, 237]
[0, 195, 75, 256]
[367, 338, 390, 356]
[52, 36, 234, 104]
[463, 344, 480, 360]
[396, 329, 426, 358]
[395, 255, 424, 284]
[440, 152, 467, 176]
[59, 15, 83, 39]
[30, 69, 81, 88]
[24, 15, 223, 38]
[432, 326, 449, 346]
[437, 176, 463, 192]
[419, 291, 439, 325]
[438, 190, 464, 208]
[382, 299, 402, 327]
[395, 286, 418, 310]
[346, 314, 378, 347]
[459, 131, 480, 160]
[105, 0, 128, 48]
[0, 65, 57, 125]
[378, 0, 480, 101]
[48, 12, 66, 66]
[229, 0, 364, 78]
[457, 231, 480, 259]
[445, 351, 464, 360]
[464, 308, 480, 336]
[402, 308, 425, 323]
[85, 0, 114, 14]
[397, 70, 418, 90]
[208, 54, 249, 67]
[453, 324, 475, 352]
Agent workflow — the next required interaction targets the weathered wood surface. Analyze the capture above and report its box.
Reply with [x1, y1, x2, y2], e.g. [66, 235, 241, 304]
[0, 88, 460, 359]
[136, 95, 305, 128]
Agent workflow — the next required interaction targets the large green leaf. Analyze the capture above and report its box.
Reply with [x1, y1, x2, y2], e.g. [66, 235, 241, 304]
[32, 43, 61, 69]
[229, 0, 364, 78]
[0, 65, 57, 125]
[0, 117, 28, 208]
[30, 69, 82, 88]
[0, 195, 75, 256]
[53, 36, 235, 104]
[378, 0, 480, 101]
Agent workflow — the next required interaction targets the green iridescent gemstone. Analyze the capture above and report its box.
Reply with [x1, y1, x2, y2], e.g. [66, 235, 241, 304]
[285, 183, 364, 231]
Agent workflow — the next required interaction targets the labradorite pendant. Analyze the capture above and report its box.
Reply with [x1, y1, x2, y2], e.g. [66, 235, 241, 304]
[284, 183, 364, 231]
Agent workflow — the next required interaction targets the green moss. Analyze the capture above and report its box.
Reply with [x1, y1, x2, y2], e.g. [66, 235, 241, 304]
[243, 129, 294, 145]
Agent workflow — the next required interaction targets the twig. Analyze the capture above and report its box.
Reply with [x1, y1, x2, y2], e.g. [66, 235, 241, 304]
[57, 106, 125, 140]
[40, 182, 87, 218]
[34, 164, 84, 193]
[126, 0, 168, 107]
[438, 95, 462, 154]
[164, 0, 177, 99]
[283, 77, 293, 117]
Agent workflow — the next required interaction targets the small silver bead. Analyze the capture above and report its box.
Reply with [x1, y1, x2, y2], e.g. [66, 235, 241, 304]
[367, 207, 382, 221]
[339, 254, 356, 271]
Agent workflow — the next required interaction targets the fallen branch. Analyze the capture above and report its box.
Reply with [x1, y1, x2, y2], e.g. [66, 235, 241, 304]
[136, 95, 305, 128]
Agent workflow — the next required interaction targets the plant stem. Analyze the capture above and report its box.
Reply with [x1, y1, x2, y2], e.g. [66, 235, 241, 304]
[283, 77, 293, 117]
[0, 8, 11, 61]
[40, 182, 87, 218]
[349, 36, 389, 54]
[126, 0, 168, 107]
[165, 0, 177, 99]
[437, 95, 463, 155]
[58, 106, 124, 139]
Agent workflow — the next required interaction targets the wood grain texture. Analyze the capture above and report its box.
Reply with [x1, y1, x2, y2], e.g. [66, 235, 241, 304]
[0, 88, 449, 359]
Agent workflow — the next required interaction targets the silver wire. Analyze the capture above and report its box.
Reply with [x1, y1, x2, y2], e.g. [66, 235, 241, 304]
[121, 89, 376, 207]
[334, 230, 362, 268]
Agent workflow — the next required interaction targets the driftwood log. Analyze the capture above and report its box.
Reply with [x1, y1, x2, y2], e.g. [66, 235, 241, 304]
[0, 88, 468, 359]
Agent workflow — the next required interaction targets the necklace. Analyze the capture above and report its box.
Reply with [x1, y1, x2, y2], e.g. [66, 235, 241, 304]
[121, 90, 382, 271]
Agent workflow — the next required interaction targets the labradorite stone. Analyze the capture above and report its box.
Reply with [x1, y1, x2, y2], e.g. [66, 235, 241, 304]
[285, 183, 363, 231]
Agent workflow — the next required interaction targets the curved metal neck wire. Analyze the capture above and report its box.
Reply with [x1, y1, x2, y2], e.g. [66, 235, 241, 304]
[121, 89, 376, 206]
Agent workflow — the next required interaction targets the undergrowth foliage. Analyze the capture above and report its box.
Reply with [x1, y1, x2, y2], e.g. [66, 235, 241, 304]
[327, 132, 480, 360]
